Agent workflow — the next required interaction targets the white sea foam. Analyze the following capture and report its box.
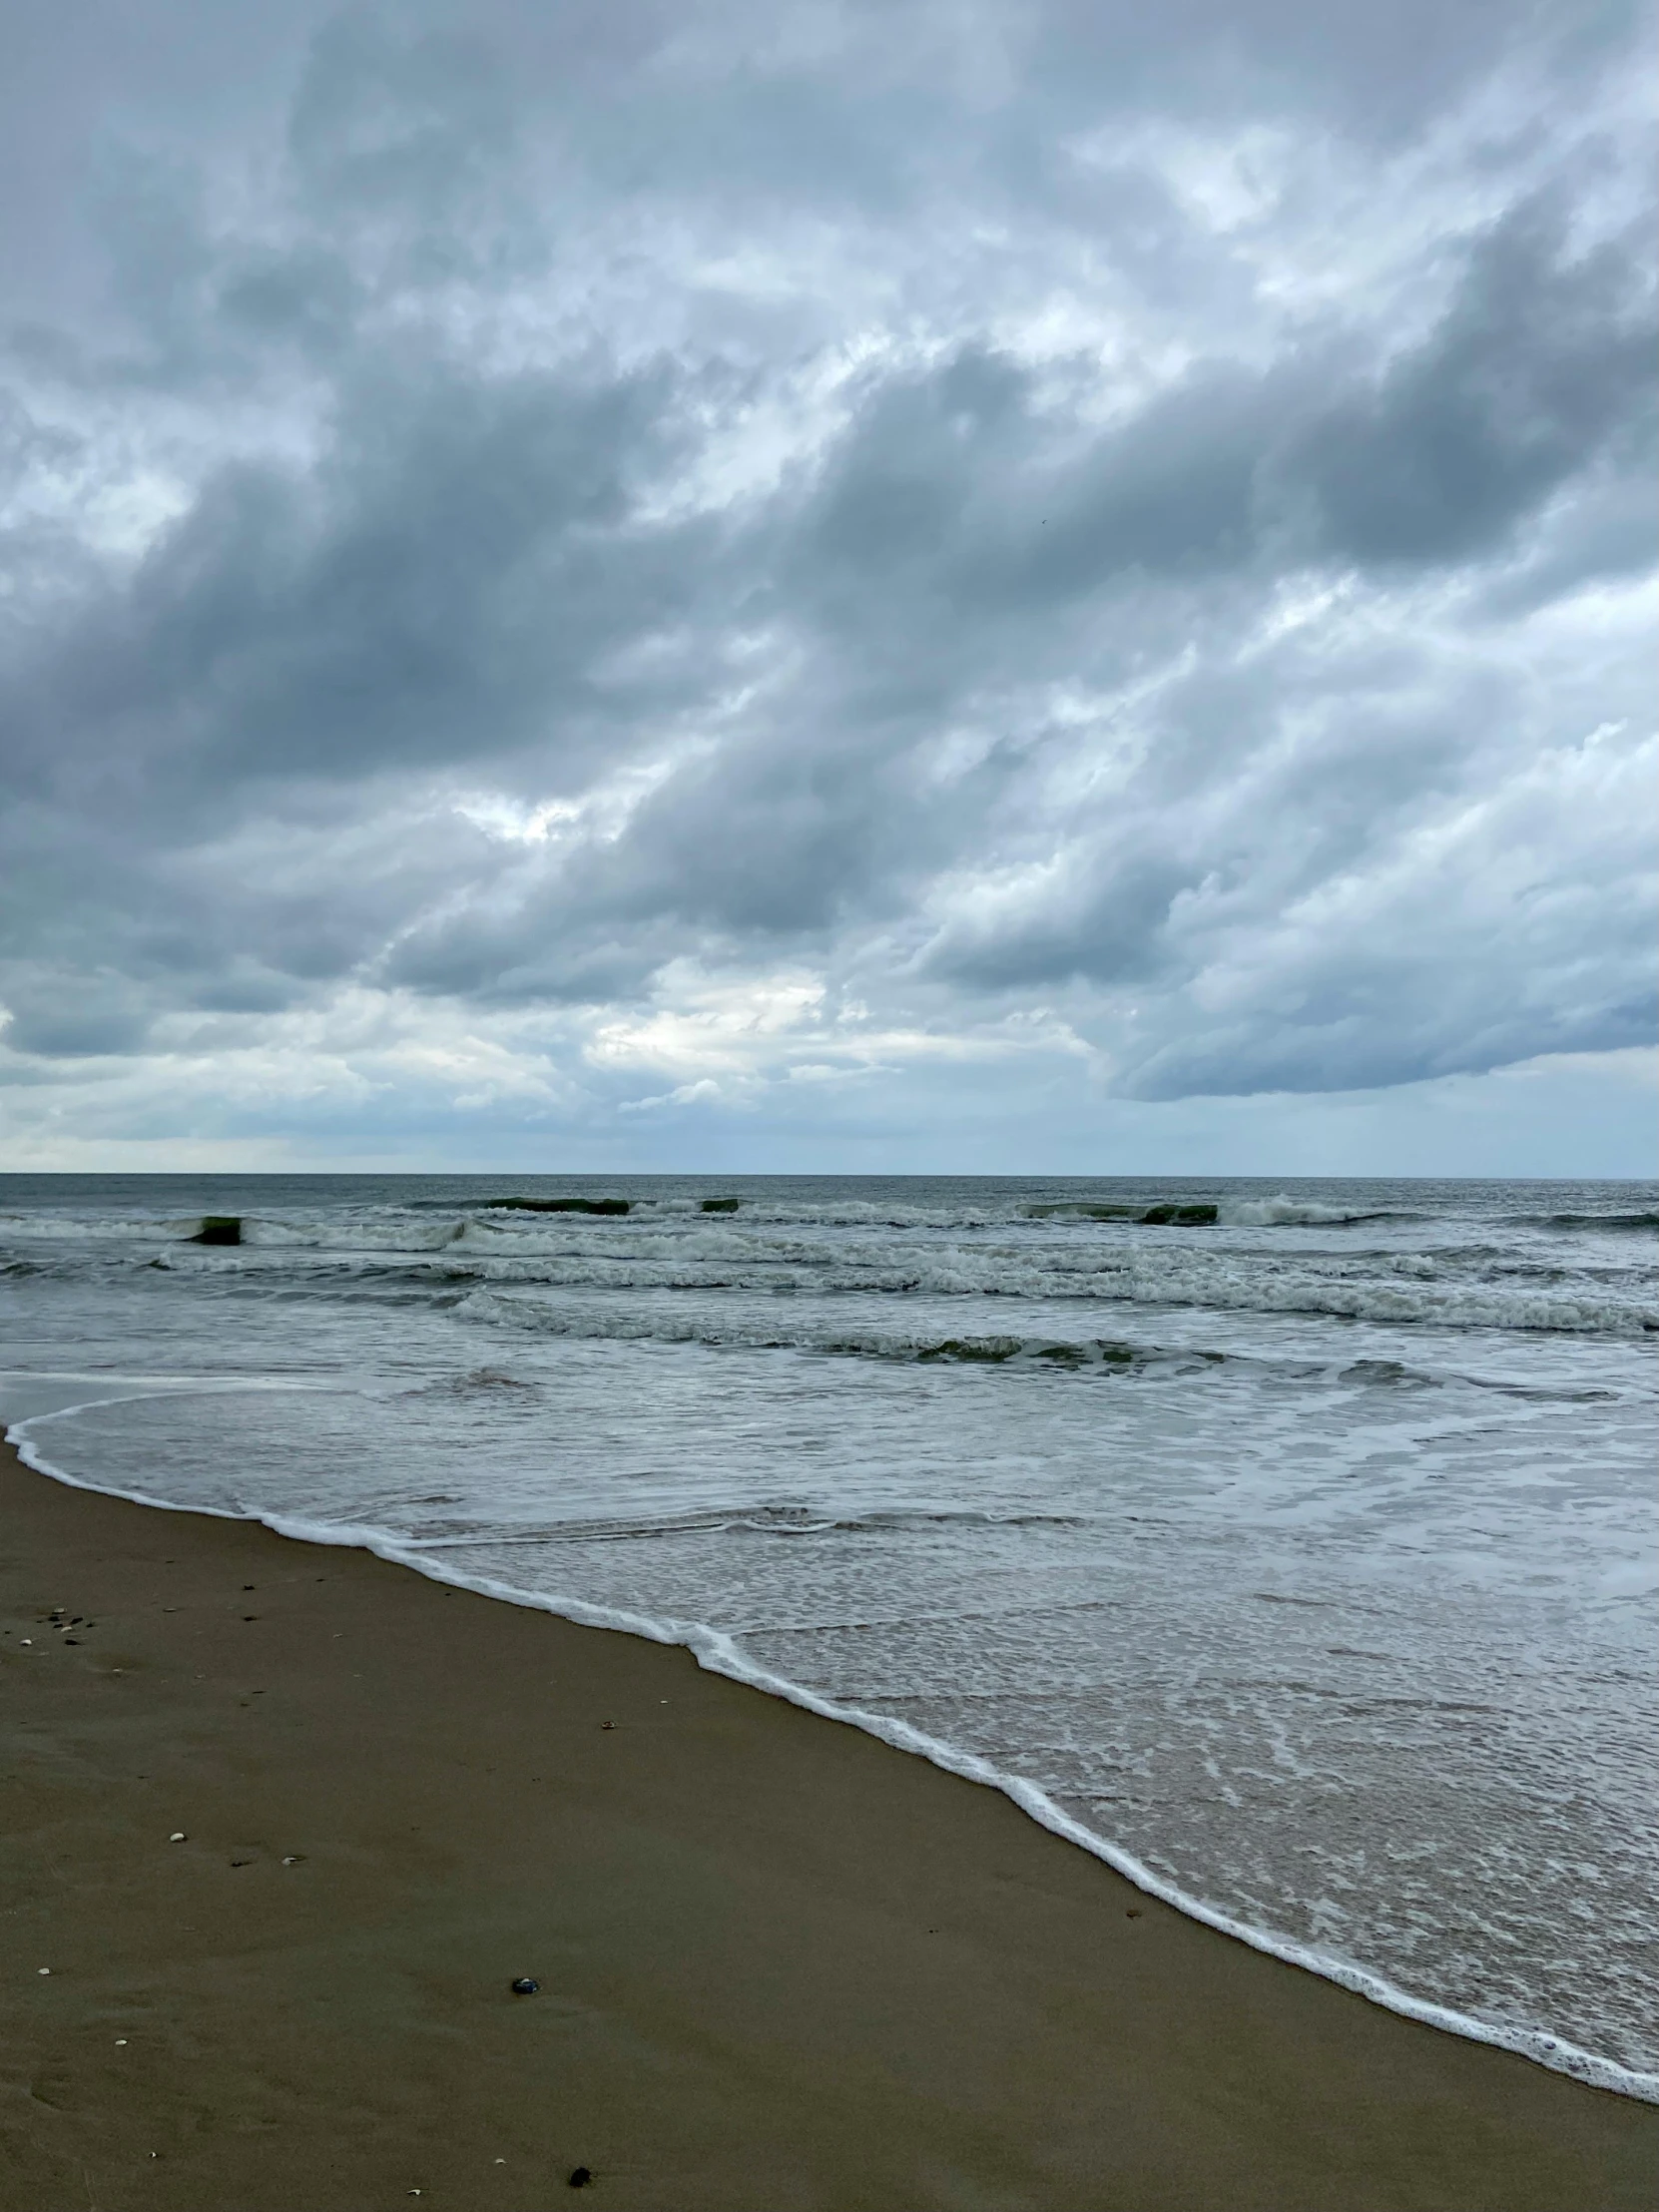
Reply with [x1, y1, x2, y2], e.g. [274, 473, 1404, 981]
[1219, 1194, 1389, 1226]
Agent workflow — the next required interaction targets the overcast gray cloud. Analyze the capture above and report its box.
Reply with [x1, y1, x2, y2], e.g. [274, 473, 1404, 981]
[0, 0, 1653, 1170]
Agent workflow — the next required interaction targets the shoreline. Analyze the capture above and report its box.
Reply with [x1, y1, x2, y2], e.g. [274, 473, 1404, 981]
[13, 1411, 1652, 2108]
[12, 1403, 1654, 2108]
[3, 1437, 1656, 2209]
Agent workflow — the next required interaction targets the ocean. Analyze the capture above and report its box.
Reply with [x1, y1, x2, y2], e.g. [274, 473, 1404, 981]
[2, 1172, 1654, 2096]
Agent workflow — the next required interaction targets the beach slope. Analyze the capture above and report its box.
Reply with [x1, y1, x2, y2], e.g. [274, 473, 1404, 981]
[2, 1440, 1654, 2210]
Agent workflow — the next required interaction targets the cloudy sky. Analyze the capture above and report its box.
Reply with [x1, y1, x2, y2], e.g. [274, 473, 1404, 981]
[1, 1, 1653, 1176]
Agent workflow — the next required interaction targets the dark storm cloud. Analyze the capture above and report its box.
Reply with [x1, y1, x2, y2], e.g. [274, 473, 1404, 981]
[797, 197, 1655, 623]
[1293, 199, 1657, 566]
[26, 362, 719, 799]
[0, 0, 1652, 1120]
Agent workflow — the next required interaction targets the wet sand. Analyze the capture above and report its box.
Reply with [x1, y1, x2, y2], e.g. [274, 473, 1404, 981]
[2, 1438, 1655, 2211]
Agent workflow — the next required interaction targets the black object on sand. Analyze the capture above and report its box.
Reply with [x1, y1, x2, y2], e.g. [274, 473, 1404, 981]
[509, 1976, 539, 1995]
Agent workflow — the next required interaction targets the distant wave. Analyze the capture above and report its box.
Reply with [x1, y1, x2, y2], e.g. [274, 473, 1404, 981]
[119, 1227, 1659, 1335]
[6, 1192, 1649, 1251]
[0, 1193, 1413, 1243]
[1219, 1197, 1400, 1227]
[1517, 1212, 1659, 1233]
[449, 1290, 1653, 1372]
[453, 1293, 1178, 1370]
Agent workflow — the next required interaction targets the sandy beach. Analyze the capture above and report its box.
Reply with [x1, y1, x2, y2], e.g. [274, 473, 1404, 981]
[2, 1438, 1654, 2211]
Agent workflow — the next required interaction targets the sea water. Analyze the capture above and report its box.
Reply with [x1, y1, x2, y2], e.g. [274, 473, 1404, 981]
[2, 1173, 1654, 2094]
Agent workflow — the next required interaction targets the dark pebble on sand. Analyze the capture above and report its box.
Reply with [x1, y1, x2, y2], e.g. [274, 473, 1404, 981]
[568, 2168, 593, 2188]
[510, 1977, 539, 1995]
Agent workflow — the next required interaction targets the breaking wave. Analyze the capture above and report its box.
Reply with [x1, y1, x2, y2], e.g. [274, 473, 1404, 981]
[434, 1256, 1657, 1337]
[1519, 1211, 1659, 1233]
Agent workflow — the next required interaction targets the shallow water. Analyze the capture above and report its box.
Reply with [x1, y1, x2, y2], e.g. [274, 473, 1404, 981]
[3, 1172, 1655, 2093]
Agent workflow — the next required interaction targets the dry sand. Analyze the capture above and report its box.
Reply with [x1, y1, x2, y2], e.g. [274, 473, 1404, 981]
[2, 1438, 1655, 2211]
